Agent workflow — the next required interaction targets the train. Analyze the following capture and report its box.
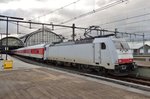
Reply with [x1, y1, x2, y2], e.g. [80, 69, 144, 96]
[12, 36, 136, 76]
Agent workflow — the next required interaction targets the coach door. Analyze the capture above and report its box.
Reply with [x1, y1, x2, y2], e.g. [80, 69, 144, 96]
[94, 43, 101, 64]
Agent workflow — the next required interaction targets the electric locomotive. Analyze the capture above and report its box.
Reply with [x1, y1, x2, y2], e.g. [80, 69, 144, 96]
[13, 36, 136, 76]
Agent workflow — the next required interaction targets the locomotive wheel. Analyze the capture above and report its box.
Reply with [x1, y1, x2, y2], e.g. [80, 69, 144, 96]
[81, 65, 90, 72]
[77, 65, 82, 71]
[98, 67, 107, 75]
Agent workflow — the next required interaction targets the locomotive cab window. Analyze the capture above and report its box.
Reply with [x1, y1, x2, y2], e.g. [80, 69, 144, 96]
[113, 40, 130, 50]
[101, 43, 106, 50]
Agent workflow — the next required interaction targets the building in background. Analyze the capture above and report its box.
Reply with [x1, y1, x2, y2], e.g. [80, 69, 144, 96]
[19, 27, 63, 46]
[128, 41, 150, 55]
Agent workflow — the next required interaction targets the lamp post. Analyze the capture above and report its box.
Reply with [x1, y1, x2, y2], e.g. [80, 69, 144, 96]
[143, 33, 145, 55]
[0, 33, 2, 60]
[0, 27, 3, 60]
[0, 33, 11, 60]
[0, 15, 23, 60]
[72, 23, 75, 41]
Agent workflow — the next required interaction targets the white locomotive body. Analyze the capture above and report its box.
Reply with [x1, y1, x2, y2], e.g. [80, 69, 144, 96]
[44, 37, 135, 75]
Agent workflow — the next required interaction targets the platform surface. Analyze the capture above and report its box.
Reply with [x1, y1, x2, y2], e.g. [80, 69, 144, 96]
[0, 55, 149, 99]
[0, 54, 40, 71]
[134, 56, 150, 67]
[0, 68, 150, 99]
[135, 60, 150, 67]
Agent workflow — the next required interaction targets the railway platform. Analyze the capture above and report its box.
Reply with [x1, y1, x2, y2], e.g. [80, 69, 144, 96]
[131, 56, 150, 79]
[134, 56, 150, 67]
[135, 61, 150, 68]
[131, 60, 150, 79]
[0, 55, 149, 99]
[0, 54, 40, 71]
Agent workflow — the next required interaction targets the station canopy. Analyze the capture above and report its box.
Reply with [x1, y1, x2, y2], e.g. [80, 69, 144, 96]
[0, 36, 24, 49]
[19, 27, 63, 46]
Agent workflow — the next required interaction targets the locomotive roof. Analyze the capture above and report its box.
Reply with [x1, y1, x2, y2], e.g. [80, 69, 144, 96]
[53, 37, 117, 46]
[54, 39, 94, 46]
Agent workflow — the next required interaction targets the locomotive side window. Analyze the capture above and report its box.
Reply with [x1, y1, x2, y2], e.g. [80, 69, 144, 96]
[101, 43, 106, 50]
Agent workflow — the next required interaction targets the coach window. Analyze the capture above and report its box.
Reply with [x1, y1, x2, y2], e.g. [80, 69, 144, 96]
[101, 43, 106, 50]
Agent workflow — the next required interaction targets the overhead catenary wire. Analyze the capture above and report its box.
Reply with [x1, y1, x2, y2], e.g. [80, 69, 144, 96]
[90, 6, 150, 25]
[9, 22, 33, 29]
[103, 18, 150, 30]
[1, 0, 80, 31]
[131, 30, 150, 34]
[60, 0, 128, 24]
[30, 0, 80, 21]
[99, 12, 150, 26]
[2, 0, 127, 33]
[53, 27, 70, 31]
[0, 16, 144, 38]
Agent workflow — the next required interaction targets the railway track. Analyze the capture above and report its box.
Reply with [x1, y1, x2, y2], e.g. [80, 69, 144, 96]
[11, 55, 150, 92]
[79, 73, 150, 92]
[113, 76, 150, 86]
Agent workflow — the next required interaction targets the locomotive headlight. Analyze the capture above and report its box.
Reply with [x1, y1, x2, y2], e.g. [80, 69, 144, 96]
[118, 59, 122, 63]
[129, 59, 133, 62]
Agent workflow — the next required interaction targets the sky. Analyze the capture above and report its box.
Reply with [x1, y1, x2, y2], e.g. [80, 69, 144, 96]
[0, 0, 150, 41]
